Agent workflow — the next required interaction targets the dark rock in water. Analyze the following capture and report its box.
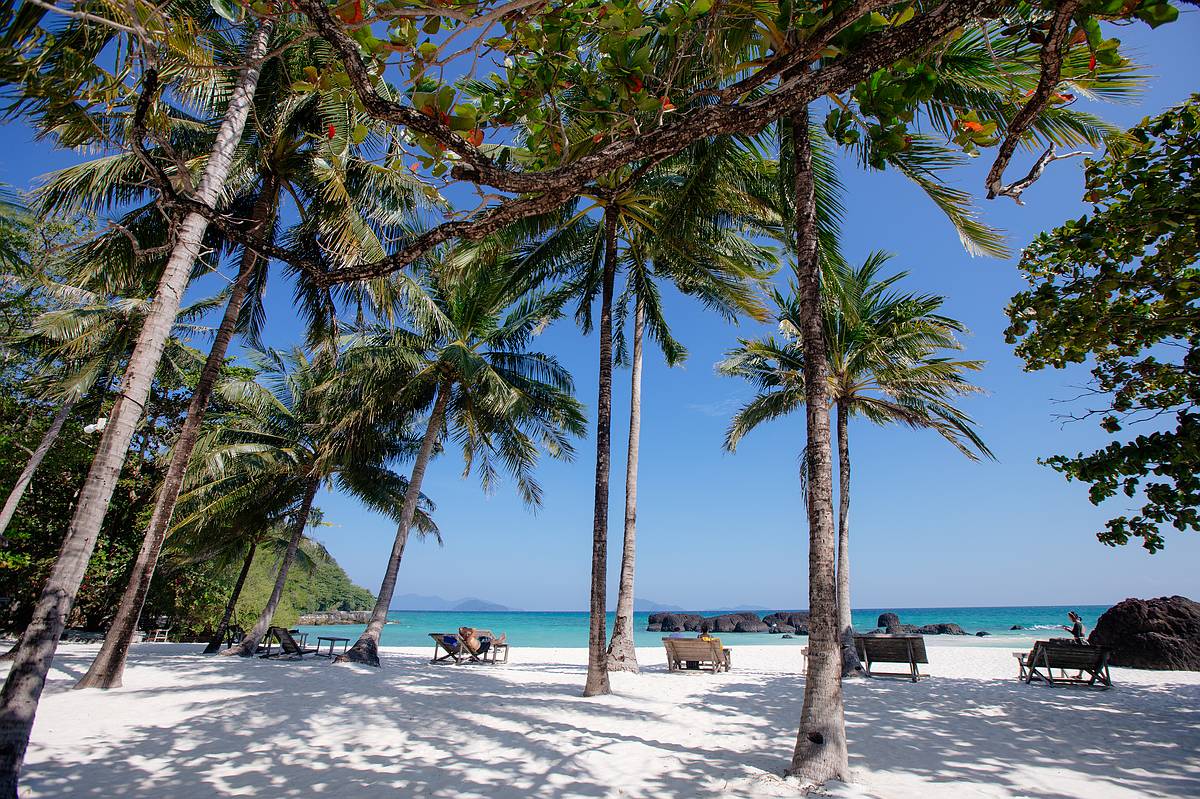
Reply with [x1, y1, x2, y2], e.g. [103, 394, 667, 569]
[1010, 625, 1023, 630]
[976, 631, 990, 637]
[764, 611, 810, 629]
[734, 619, 770, 633]
[918, 623, 967, 636]
[1089, 595, 1200, 670]
[646, 624, 662, 632]
[877, 612, 901, 629]
[884, 623, 920, 634]
[782, 634, 795, 639]
[655, 613, 705, 632]
[769, 624, 796, 635]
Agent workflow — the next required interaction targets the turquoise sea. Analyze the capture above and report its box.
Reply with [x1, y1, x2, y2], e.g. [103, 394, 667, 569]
[297, 605, 1110, 649]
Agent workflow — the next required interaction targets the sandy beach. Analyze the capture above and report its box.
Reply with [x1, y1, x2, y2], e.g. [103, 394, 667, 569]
[11, 640, 1199, 798]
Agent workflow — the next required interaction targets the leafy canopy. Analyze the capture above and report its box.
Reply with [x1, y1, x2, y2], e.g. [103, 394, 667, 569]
[1006, 94, 1200, 552]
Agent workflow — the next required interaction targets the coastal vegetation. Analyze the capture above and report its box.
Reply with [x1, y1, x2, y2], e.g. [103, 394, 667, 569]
[0, 0, 1191, 795]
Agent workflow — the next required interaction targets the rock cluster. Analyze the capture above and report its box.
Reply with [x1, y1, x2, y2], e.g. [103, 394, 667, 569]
[870, 612, 967, 635]
[1089, 595, 1200, 671]
[647, 610, 808, 635]
[297, 610, 373, 625]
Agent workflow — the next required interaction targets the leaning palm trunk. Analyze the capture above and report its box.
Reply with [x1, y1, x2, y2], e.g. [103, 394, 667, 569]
[606, 297, 644, 672]
[786, 108, 848, 786]
[76, 178, 278, 690]
[338, 382, 449, 667]
[836, 400, 864, 677]
[0, 22, 273, 794]
[204, 540, 257, 654]
[584, 207, 618, 697]
[0, 398, 76, 543]
[225, 475, 319, 657]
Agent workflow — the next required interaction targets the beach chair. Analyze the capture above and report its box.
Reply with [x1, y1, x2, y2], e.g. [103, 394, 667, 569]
[260, 626, 318, 659]
[1014, 640, 1113, 688]
[853, 634, 928, 681]
[430, 632, 472, 664]
[468, 629, 510, 665]
[662, 637, 732, 673]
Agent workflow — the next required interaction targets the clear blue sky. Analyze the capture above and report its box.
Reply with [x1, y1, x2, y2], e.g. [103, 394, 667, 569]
[2, 16, 1198, 611]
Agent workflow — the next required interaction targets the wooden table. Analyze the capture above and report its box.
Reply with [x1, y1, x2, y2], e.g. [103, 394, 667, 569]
[316, 636, 350, 658]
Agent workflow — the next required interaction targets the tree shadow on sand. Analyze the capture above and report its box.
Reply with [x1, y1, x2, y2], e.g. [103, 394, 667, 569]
[16, 647, 1200, 799]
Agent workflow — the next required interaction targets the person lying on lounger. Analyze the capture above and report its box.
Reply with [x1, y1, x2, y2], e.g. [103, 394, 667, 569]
[458, 627, 506, 656]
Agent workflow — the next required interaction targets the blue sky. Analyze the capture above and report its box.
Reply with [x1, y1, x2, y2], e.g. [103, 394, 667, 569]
[2, 15, 1198, 611]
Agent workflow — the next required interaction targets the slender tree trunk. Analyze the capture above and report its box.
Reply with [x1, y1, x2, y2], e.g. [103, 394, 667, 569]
[0, 22, 273, 796]
[75, 177, 279, 690]
[786, 108, 848, 787]
[606, 296, 644, 673]
[338, 382, 449, 667]
[225, 475, 318, 657]
[836, 400, 863, 677]
[584, 207, 618, 697]
[203, 540, 257, 655]
[0, 399, 76, 543]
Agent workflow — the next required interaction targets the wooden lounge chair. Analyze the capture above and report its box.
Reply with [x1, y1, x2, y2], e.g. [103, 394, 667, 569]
[260, 626, 318, 659]
[1014, 640, 1113, 688]
[429, 630, 510, 665]
[663, 637, 732, 673]
[853, 634, 928, 681]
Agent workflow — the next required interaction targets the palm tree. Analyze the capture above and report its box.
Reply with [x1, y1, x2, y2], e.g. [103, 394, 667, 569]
[604, 139, 781, 672]
[175, 346, 438, 657]
[0, 19, 276, 786]
[68, 30, 434, 690]
[334, 252, 587, 666]
[721, 252, 994, 668]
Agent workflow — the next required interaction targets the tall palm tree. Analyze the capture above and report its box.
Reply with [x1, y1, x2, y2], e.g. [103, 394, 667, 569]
[67, 30, 434, 690]
[176, 346, 438, 657]
[604, 139, 781, 672]
[721, 252, 994, 670]
[334, 252, 587, 667]
[0, 19, 277, 787]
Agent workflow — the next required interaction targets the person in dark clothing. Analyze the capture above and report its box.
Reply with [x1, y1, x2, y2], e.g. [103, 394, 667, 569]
[1064, 611, 1087, 643]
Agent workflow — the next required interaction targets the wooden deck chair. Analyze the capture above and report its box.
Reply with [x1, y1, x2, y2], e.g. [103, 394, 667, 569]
[429, 632, 470, 664]
[467, 629, 509, 664]
[662, 637, 732, 673]
[260, 626, 318, 659]
[853, 634, 928, 681]
[1015, 640, 1113, 688]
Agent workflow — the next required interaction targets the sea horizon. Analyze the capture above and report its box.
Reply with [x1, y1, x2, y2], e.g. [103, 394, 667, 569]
[298, 603, 1112, 648]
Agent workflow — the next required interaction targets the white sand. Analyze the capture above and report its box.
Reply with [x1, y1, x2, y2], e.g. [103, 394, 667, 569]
[8, 640, 1200, 798]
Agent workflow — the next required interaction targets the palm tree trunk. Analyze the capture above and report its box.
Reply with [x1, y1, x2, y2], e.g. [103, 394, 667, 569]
[786, 107, 848, 786]
[338, 381, 449, 667]
[606, 295, 644, 673]
[0, 22, 273, 796]
[584, 206, 618, 697]
[203, 540, 258, 655]
[836, 399, 863, 677]
[75, 177, 279, 690]
[225, 475, 318, 657]
[0, 398, 76, 543]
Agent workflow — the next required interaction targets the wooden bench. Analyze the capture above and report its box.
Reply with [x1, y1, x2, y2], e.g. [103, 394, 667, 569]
[853, 634, 928, 681]
[1015, 640, 1112, 688]
[663, 637, 731, 673]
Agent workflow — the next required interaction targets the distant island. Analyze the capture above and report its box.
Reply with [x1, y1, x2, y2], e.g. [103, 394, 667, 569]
[389, 593, 518, 612]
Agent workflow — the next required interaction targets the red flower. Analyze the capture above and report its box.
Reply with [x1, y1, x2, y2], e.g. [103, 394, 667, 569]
[327, 124, 336, 139]
[1089, 54, 1097, 71]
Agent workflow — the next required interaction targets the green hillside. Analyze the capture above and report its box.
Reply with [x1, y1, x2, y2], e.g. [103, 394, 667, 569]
[233, 538, 374, 629]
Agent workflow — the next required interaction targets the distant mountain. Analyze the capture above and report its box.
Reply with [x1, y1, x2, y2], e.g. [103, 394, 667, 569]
[633, 598, 685, 612]
[391, 593, 516, 612]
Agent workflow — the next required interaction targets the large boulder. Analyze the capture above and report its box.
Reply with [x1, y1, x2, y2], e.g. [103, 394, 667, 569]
[734, 619, 770, 633]
[699, 613, 761, 633]
[1089, 596, 1200, 670]
[770, 624, 796, 635]
[764, 611, 810, 629]
[655, 613, 704, 632]
[918, 623, 967, 636]
[877, 612, 901, 629]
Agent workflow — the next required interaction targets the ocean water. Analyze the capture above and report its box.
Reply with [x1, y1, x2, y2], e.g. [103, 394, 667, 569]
[297, 605, 1110, 649]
